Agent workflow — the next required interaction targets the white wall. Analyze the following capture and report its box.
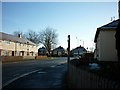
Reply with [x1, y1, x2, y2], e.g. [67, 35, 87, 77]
[0, 40, 38, 56]
[96, 29, 118, 61]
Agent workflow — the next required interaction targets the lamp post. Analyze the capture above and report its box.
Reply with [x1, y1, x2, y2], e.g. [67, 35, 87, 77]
[80, 40, 84, 47]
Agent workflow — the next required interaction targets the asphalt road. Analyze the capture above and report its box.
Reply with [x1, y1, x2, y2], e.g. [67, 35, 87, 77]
[2, 57, 69, 89]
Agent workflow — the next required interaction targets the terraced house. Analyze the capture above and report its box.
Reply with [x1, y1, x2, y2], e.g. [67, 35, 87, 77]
[0, 32, 38, 56]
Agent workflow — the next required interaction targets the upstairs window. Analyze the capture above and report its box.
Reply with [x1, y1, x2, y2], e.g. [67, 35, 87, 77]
[17, 43, 20, 46]
[6, 41, 10, 44]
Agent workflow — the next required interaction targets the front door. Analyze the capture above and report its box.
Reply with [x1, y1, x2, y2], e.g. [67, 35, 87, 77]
[22, 51, 24, 56]
[12, 51, 14, 56]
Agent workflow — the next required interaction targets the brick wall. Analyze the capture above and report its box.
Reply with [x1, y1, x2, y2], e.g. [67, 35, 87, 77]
[35, 56, 47, 59]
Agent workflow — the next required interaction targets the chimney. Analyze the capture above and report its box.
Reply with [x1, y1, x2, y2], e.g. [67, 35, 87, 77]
[18, 34, 22, 38]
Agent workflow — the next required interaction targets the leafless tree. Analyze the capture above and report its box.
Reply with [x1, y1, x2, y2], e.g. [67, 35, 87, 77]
[25, 30, 40, 45]
[13, 27, 58, 53]
[13, 30, 40, 45]
[39, 27, 58, 55]
[13, 31, 23, 37]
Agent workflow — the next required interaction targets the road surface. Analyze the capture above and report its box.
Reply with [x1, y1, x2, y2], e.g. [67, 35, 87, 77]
[2, 57, 69, 89]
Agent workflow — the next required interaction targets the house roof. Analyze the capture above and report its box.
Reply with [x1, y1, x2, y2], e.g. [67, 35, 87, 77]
[71, 46, 87, 52]
[38, 47, 47, 52]
[0, 32, 36, 45]
[52, 46, 65, 51]
[94, 19, 119, 42]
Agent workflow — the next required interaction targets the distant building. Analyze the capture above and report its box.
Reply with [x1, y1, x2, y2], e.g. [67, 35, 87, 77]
[0, 32, 38, 56]
[71, 46, 87, 57]
[94, 20, 119, 61]
[38, 47, 48, 56]
[52, 46, 65, 56]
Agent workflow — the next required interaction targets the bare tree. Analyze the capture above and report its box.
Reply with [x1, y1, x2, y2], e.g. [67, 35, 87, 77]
[39, 27, 58, 55]
[25, 30, 40, 45]
[13, 27, 58, 52]
[13, 31, 23, 37]
[13, 30, 40, 45]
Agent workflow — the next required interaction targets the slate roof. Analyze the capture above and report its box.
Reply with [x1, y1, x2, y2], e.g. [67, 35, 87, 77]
[71, 46, 87, 52]
[38, 47, 47, 52]
[99, 19, 119, 29]
[52, 46, 65, 51]
[94, 19, 119, 42]
[0, 32, 36, 45]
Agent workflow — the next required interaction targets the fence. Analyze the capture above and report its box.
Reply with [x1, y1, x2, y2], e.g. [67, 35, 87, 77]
[68, 63, 120, 89]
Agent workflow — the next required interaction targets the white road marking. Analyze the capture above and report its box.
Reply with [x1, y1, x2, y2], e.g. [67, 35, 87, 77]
[50, 65, 56, 68]
[37, 72, 47, 74]
[3, 69, 42, 88]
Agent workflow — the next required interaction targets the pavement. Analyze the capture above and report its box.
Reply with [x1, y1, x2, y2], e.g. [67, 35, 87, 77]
[2, 58, 68, 89]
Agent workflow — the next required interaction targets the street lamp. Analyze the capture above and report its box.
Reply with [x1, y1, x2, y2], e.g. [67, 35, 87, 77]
[80, 40, 84, 47]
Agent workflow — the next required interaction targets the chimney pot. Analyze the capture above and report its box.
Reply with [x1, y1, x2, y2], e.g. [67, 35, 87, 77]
[18, 34, 22, 38]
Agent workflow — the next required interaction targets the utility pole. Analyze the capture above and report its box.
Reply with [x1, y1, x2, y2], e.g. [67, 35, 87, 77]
[68, 35, 70, 63]
[118, 0, 120, 19]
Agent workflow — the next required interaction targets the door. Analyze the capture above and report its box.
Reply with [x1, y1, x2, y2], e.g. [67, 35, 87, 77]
[12, 51, 14, 56]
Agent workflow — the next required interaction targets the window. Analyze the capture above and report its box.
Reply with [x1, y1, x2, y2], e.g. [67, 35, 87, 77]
[6, 41, 10, 44]
[20, 43, 23, 46]
[17, 43, 20, 46]
[27, 52, 29, 56]
[5, 51, 9, 56]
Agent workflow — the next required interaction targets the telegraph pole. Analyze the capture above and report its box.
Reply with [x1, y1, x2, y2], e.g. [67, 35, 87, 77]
[68, 35, 70, 63]
[118, 0, 120, 19]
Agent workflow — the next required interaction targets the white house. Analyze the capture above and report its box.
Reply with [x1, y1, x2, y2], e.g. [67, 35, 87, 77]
[0, 32, 38, 56]
[52, 46, 65, 56]
[94, 20, 119, 61]
[71, 46, 87, 57]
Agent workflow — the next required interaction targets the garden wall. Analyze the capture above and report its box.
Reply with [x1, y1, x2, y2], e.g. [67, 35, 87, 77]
[68, 63, 120, 89]
[1, 56, 48, 62]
